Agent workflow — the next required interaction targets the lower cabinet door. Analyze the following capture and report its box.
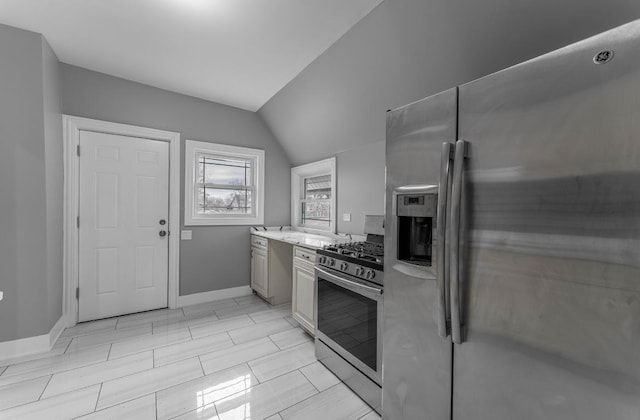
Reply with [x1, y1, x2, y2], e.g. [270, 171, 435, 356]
[292, 260, 315, 334]
[251, 247, 268, 297]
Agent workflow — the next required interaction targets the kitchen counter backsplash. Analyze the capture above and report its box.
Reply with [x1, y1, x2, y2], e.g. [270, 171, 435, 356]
[250, 226, 364, 249]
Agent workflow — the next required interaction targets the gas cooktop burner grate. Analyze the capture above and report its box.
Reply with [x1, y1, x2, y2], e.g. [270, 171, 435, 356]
[321, 241, 385, 265]
[317, 238, 384, 283]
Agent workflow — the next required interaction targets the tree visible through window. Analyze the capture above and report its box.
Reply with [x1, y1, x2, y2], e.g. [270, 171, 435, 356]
[301, 174, 332, 228]
[185, 140, 264, 226]
[196, 154, 253, 215]
[291, 157, 335, 232]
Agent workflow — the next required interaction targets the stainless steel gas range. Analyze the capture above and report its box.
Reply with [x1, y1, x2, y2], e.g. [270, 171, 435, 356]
[314, 215, 384, 413]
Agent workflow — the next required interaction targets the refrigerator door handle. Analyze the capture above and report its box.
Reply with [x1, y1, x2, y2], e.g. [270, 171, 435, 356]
[436, 142, 453, 338]
[450, 139, 468, 344]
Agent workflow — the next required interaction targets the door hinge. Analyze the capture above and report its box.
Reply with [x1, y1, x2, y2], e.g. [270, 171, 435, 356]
[76, 287, 79, 300]
[77, 145, 80, 156]
[77, 216, 80, 228]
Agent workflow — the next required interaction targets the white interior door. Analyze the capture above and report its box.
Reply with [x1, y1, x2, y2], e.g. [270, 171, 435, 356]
[78, 130, 169, 322]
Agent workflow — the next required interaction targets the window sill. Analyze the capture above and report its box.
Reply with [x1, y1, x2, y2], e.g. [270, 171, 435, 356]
[185, 216, 264, 226]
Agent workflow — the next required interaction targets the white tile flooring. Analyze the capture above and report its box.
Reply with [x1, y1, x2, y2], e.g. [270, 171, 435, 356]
[0, 295, 380, 420]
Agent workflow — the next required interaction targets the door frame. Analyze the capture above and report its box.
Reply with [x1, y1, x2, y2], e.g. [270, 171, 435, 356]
[63, 115, 181, 327]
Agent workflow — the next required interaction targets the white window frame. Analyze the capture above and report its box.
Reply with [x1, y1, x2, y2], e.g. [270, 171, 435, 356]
[185, 140, 265, 226]
[291, 157, 336, 233]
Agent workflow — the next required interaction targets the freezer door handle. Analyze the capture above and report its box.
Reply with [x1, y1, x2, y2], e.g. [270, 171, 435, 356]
[437, 142, 453, 338]
[450, 139, 468, 344]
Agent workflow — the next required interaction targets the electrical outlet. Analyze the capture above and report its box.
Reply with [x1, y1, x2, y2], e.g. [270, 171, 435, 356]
[343, 213, 351, 222]
[181, 230, 193, 240]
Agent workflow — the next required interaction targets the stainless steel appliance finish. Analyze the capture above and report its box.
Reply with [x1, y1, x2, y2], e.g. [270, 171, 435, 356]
[363, 214, 385, 236]
[396, 190, 437, 266]
[315, 215, 385, 413]
[315, 266, 384, 382]
[383, 21, 640, 420]
[317, 241, 383, 285]
[384, 88, 456, 420]
[315, 339, 383, 413]
[316, 214, 384, 284]
[315, 266, 384, 413]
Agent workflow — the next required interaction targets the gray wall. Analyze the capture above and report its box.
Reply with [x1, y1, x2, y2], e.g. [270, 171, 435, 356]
[259, 0, 640, 233]
[42, 38, 64, 333]
[336, 141, 385, 234]
[0, 24, 62, 342]
[60, 64, 291, 296]
[260, 0, 640, 164]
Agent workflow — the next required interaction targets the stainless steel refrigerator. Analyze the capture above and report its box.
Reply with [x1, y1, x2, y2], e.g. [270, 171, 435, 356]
[383, 20, 640, 420]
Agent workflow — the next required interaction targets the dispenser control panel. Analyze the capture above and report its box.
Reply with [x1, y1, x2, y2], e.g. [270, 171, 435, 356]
[397, 193, 436, 266]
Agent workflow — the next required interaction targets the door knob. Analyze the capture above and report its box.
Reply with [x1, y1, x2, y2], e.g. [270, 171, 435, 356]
[159, 230, 167, 237]
[159, 219, 166, 225]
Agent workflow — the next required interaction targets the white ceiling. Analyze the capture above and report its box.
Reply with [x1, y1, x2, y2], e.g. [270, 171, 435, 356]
[0, 0, 382, 111]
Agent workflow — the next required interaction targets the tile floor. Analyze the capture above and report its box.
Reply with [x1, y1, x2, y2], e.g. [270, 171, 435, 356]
[0, 295, 380, 420]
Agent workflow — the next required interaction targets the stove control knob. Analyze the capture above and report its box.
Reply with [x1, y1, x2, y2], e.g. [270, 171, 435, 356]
[318, 256, 326, 265]
[328, 258, 336, 267]
[340, 262, 348, 271]
[355, 267, 364, 277]
[365, 270, 376, 280]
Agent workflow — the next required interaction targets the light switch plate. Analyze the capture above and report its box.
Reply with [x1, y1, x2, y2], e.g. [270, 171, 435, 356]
[343, 213, 351, 222]
[181, 230, 193, 240]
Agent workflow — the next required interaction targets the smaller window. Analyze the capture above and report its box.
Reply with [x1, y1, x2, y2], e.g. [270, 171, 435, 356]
[292, 158, 336, 232]
[301, 174, 332, 228]
[185, 140, 264, 226]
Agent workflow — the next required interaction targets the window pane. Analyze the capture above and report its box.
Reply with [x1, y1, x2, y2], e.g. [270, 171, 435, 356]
[197, 188, 252, 215]
[304, 175, 331, 199]
[301, 201, 331, 228]
[198, 155, 252, 187]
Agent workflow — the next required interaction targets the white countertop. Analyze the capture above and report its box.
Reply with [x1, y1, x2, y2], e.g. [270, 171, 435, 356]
[251, 228, 358, 250]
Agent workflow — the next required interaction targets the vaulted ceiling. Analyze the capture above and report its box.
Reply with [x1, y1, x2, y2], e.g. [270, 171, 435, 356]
[0, 0, 383, 111]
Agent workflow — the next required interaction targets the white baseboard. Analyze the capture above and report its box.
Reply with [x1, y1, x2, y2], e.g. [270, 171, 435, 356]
[48, 316, 65, 348]
[0, 316, 65, 363]
[177, 286, 252, 308]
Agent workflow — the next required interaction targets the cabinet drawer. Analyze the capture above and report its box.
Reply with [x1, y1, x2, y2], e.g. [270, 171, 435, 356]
[294, 246, 316, 264]
[251, 235, 268, 249]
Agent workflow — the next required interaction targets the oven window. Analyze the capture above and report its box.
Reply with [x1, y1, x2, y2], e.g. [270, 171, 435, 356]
[317, 278, 377, 370]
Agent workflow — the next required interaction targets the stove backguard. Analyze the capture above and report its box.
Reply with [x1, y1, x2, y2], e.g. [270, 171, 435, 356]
[397, 193, 436, 266]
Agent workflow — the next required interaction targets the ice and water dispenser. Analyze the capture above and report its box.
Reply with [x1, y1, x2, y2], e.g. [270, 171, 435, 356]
[396, 192, 436, 266]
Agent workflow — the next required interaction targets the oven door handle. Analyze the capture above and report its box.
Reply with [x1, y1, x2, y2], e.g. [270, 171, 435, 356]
[315, 266, 383, 301]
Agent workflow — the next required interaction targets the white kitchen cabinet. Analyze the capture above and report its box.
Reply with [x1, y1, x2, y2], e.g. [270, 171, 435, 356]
[292, 246, 316, 335]
[250, 235, 292, 305]
[250, 246, 268, 297]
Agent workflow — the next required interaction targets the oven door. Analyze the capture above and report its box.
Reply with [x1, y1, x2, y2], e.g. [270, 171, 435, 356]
[314, 265, 383, 384]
